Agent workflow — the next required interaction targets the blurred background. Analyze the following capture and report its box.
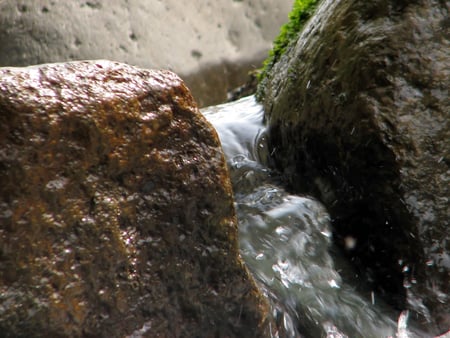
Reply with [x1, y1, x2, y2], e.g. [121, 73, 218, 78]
[0, 0, 293, 106]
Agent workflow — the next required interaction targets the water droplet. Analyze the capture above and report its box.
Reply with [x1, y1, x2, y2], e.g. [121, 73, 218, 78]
[344, 236, 357, 250]
[328, 279, 340, 288]
[320, 229, 332, 238]
[255, 253, 264, 260]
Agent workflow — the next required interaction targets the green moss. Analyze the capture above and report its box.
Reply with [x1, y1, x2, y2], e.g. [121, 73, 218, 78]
[258, 0, 319, 81]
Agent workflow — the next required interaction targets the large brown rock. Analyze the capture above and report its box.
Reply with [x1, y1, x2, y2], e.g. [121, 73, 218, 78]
[258, 0, 449, 334]
[0, 0, 293, 106]
[0, 60, 271, 337]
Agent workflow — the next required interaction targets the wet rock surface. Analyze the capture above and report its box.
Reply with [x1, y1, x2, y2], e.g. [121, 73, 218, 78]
[0, 0, 293, 106]
[0, 60, 271, 337]
[258, 0, 449, 334]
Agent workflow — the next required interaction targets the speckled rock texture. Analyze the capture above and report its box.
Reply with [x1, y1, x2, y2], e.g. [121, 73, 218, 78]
[0, 60, 272, 337]
[258, 0, 449, 334]
[0, 0, 293, 106]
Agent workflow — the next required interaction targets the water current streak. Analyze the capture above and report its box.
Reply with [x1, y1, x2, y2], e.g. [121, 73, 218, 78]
[201, 96, 423, 338]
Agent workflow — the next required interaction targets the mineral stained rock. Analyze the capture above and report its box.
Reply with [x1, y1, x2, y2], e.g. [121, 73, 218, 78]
[258, 0, 449, 334]
[0, 60, 271, 337]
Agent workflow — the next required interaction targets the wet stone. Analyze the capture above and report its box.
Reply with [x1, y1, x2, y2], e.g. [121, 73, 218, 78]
[258, 0, 449, 335]
[0, 60, 271, 337]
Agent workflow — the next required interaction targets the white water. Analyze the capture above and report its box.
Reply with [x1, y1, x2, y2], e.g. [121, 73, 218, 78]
[202, 96, 427, 338]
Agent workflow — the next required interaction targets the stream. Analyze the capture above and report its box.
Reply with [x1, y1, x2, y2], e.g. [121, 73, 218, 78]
[201, 95, 427, 338]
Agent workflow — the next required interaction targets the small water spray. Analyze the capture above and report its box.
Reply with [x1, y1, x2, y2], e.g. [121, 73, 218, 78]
[396, 310, 411, 338]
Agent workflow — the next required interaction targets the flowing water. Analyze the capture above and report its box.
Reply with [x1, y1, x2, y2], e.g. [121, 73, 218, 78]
[201, 96, 428, 338]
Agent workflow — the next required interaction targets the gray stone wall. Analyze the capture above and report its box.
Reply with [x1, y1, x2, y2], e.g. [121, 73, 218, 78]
[0, 0, 293, 106]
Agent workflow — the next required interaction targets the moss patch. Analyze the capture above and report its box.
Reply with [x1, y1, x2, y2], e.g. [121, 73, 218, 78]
[258, 0, 319, 81]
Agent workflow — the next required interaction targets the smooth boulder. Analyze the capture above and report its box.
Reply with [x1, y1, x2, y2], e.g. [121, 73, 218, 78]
[258, 0, 449, 334]
[0, 60, 272, 337]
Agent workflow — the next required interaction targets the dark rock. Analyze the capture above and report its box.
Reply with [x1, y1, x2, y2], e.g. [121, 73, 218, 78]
[0, 60, 272, 337]
[226, 70, 259, 102]
[258, 0, 449, 334]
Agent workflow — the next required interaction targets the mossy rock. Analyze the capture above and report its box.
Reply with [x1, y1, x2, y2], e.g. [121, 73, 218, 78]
[258, 0, 449, 334]
[257, 0, 319, 83]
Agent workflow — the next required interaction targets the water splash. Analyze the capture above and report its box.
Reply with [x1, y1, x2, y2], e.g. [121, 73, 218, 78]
[202, 96, 406, 337]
